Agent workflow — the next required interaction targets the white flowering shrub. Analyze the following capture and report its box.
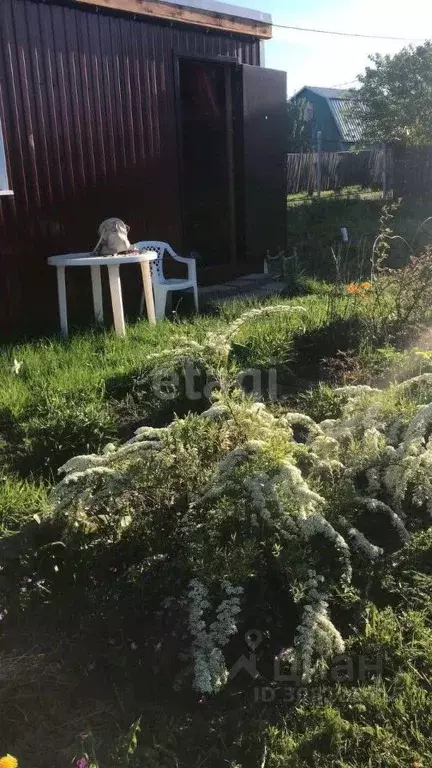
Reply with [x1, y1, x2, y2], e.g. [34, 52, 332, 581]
[291, 571, 345, 683]
[188, 579, 243, 693]
[40, 367, 432, 695]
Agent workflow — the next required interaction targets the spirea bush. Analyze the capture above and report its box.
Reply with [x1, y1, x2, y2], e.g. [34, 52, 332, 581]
[35, 367, 432, 694]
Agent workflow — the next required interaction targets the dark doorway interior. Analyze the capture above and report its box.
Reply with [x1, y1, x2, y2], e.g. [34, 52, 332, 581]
[178, 58, 235, 268]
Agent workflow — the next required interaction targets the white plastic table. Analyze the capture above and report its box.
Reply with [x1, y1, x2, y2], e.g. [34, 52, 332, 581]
[47, 251, 157, 338]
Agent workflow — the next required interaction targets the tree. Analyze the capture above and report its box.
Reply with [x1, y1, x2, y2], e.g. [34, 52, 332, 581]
[286, 98, 310, 152]
[356, 40, 432, 145]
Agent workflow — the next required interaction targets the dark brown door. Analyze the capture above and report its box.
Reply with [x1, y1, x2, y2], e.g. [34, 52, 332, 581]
[177, 58, 236, 269]
[240, 64, 287, 266]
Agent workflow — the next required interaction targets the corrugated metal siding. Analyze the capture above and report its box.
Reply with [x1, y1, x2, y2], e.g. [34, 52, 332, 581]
[0, 0, 260, 334]
[328, 99, 364, 144]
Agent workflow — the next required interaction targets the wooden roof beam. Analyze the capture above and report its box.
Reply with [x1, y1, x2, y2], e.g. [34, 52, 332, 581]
[75, 0, 273, 38]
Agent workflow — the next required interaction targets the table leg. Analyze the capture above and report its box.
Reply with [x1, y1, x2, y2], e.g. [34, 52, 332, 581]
[56, 266, 68, 338]
[90, 265, 104, 325]
[108, 265, 126, 336]
[140, 261, 156, 325]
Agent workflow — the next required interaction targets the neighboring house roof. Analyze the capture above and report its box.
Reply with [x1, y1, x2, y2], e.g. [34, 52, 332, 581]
[328, 98, 364, 143]
[301, 86, 352, 100]
[291, 86, 364, 144]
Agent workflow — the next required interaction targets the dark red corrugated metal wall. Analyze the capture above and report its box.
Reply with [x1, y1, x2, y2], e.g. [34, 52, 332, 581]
[0, 0, 260, 334]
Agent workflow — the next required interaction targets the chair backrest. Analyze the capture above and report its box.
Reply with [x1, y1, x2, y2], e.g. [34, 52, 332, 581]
[134, 241, 166, 282]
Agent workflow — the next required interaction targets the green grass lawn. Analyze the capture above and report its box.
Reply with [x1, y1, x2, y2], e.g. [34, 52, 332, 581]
[0, 291, 367, 487]
[286, 194, 432, 283]
[287, 185, 382, 206]
[0, 276, 432, 767]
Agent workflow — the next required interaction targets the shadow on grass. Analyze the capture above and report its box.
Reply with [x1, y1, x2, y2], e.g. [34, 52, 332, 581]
[1, 361, 213, 480]
[290, 316, 366, 384]
[1, 316, 367, 483]
[0, 516, 301, 767]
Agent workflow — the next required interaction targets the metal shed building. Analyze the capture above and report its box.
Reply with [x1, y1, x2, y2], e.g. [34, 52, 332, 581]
[0, 0, 287, 335]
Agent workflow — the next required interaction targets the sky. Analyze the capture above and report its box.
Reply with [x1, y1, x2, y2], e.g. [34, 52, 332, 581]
[232, 0, 432, 95]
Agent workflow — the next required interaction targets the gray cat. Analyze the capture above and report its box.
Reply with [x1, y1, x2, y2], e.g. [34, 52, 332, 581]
[93, 218, 131, 256]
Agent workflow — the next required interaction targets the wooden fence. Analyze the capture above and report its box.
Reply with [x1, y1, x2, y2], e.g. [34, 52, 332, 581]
[392, 145, 432, 201]
[287, 148, 387, 196]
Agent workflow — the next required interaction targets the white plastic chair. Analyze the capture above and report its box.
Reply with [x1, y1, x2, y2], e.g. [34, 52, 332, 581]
[135, 241, 198, 320]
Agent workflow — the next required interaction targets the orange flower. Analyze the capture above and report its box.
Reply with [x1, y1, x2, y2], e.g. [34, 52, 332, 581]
[347, 281, 371, 295]
[0, 756, 18, 768]
[347, 283, 359, 294]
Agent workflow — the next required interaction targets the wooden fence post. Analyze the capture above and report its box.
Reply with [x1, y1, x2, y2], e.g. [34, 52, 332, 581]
[382, 142, 387, 201]
[316, 131, 322, 198]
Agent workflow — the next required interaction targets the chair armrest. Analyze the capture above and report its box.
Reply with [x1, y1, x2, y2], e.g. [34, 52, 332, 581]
[172, 253, 193, 264]
[166, 246, 197, 281]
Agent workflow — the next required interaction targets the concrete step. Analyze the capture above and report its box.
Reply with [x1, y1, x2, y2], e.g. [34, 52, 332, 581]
[200, 273, 286, 303]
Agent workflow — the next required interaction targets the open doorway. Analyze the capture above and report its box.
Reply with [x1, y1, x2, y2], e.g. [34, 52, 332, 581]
[177, 57, 236, 270]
